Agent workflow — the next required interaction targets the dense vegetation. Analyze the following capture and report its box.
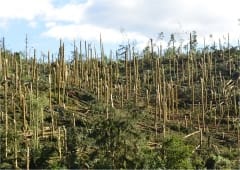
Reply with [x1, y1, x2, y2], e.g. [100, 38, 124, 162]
[0, 34, 239, 169]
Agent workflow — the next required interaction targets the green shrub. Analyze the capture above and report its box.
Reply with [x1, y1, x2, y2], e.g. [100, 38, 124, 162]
[160, 136, 193, 169]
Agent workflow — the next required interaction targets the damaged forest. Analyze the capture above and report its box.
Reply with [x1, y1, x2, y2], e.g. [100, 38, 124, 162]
[0, 34, 240, 169]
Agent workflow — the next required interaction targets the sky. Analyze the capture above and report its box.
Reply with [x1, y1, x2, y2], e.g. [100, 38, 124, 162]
[0, 0, 240, 58]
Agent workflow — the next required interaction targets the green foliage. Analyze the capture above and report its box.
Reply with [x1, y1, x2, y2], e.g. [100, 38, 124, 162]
[137, 146, 162, 168]
[30, 142, 62, 169]
[90, 102, 110, 115]
[205, 154, 231, 169]
[160, 136, 193, 169]
[0, 162, 13, 169]
[66, 127, 82, 168]
[86, 118, 195, 169]
[88, 118, 141, 169]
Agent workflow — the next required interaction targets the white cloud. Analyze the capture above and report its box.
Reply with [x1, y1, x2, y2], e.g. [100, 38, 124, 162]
[43, 0, 92, 23]
[1, 0, 240, 51]
[0, 19, 8, 29]
[45, 22, 57, 28]
[42, 23, 149, 45]
[0, 0, 51, 20]
[0, 0, 90, 23]
[28, 21, 37, 28]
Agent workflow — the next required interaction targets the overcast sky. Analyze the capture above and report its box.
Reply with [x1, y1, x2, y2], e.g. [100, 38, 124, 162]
[0, 0, 240, 57]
